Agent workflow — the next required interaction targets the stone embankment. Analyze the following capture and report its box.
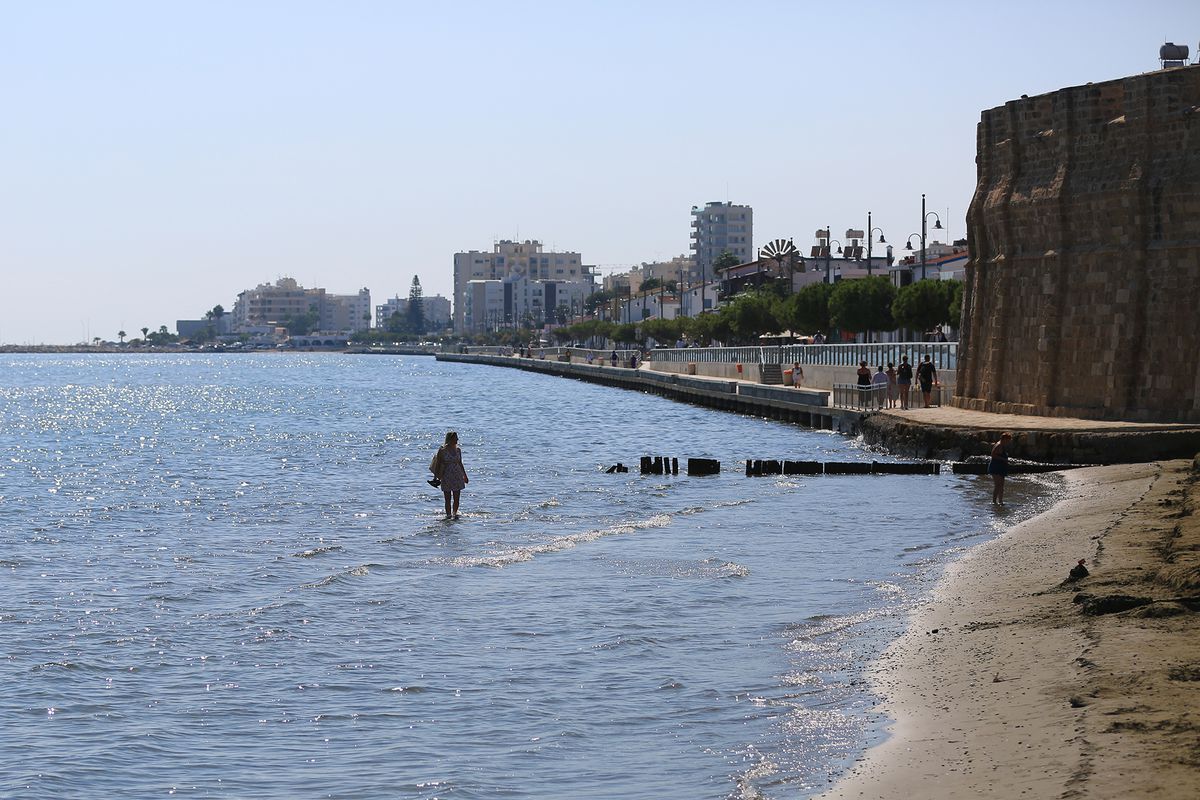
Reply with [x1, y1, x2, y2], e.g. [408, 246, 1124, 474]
[439, 352, 1200, 465]
[437, 352, 853, 431]
[860, 413, 1200, 463]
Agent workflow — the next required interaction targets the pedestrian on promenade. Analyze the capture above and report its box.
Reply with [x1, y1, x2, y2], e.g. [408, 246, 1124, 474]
[885, 362, 897, 408]
[896, 356, 913, 409]
[934, 325, 948, 343]
[988, 432, 1012, 505]
[871, 364, 888, 408]
[856, 360, 872, 407]
[610, 350, 619, 367]
[917, 355, 938, 408]
[430, 431, 469, 520]
[792, 362, 804, 388]
[814, 331, 826, 345]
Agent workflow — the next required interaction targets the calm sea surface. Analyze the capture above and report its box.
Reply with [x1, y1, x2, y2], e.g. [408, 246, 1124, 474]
[0, 354, 1053, 799]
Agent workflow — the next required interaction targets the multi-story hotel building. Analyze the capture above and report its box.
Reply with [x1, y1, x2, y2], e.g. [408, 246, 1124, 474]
[452, 240, 594, 333]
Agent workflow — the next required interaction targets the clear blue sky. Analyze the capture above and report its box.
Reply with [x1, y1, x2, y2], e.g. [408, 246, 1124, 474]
[4, 0, 1198, 344]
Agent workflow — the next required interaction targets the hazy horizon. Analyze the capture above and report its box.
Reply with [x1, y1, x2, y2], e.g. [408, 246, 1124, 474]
[5, 0, 1199, 344]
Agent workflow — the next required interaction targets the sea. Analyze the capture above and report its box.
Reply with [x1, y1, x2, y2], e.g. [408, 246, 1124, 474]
[0, 354, 1055, 799]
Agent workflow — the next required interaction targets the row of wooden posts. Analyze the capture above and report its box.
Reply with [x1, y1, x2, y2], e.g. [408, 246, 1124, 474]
[603, 458, 1086, 476]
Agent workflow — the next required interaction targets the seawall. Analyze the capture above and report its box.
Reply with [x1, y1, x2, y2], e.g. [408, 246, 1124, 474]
[437, 352, 858, 432]
[438, 352, 1200, 464]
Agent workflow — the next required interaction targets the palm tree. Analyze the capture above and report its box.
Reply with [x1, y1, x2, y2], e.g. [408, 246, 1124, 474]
[118, 330, 126, 344]
[140, 327, 149, 342]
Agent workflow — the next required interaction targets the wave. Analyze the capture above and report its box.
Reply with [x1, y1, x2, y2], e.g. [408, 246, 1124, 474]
[443, 513, 672, 568]
[292, 545, 343, 558]
[301, 563, 374, 588]
[677, 498, 755, 516]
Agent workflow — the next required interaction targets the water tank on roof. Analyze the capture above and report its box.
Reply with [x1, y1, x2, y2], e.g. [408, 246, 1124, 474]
[1160, 42, 1190, 67]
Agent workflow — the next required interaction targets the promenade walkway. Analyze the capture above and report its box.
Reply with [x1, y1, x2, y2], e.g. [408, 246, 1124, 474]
[877, 405, 1199, 433]
[439, 352, 1200, 462]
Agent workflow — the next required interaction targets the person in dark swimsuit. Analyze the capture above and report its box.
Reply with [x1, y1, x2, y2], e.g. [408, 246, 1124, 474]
[988, 432, 1012, 505]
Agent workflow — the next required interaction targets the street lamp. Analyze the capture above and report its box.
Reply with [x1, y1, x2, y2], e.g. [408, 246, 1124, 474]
[918, 193, 943, 281]
[866, 210, 886, 277]
[821, 226, 844, 284]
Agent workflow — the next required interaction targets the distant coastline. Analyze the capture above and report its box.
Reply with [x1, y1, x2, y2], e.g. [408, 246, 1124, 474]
[0, 344, 437, 356]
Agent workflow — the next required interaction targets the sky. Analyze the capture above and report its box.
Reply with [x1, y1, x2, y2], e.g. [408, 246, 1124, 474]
[4, 0, 1199, 344]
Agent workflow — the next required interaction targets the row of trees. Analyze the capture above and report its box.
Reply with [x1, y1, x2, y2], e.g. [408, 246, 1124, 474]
[545, 278, 962, 347]
[113, 325, 179, 346]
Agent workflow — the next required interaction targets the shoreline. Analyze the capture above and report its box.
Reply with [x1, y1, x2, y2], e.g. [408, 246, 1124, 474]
[816, 458, 1200, 798]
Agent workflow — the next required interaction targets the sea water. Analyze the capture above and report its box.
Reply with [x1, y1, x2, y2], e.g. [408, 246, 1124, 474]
[0, 354, 1052, 798]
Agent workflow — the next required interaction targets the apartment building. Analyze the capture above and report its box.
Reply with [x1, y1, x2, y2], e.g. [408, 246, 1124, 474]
[231, 278, 371, 333]
[689, 201, 753, 281]
[453, 240, 594, 333]
[462, 274, 594, 333]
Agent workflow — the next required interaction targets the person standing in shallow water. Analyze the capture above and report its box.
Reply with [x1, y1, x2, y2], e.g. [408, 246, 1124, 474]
[988, 432, 1012, 505]
[431, 431, 469, 519]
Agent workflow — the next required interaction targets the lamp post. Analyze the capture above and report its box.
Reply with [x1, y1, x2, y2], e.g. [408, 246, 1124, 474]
[918, 194, 942, 281]
[904, 234, 922, 286]
[866, 211, 886, 277]
[822, 227, 844, 284]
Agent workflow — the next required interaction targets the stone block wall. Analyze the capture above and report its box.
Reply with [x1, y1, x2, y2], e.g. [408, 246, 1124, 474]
[955, 65, 1200, 423]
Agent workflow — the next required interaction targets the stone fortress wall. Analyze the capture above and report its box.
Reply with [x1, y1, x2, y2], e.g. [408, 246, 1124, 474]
[955, 65, 1200, 423]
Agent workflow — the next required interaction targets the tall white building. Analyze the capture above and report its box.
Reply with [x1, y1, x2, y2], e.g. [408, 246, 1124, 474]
[453, 240, 594, 333]
[463, 274, 593, 333]
[690, 201, 753, 283]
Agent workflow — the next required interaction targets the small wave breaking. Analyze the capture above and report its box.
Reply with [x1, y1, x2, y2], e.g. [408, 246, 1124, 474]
[444, 513, 672, 568]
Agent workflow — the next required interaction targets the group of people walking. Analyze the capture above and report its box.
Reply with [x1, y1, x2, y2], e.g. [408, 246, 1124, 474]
[849, 354, 940, 410]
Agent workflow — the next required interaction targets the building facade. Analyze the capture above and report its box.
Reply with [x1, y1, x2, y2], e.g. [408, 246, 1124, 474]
[453, 240, 594, 333]
[375, 294, 452, 331]
[231, 278, 371, 334]
[321, 288, 372, 332]
[463, 275, 593, 332]
[690, 201, 753, 283]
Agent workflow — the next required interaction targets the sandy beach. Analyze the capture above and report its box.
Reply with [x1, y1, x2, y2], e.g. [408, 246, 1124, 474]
[818, 458, 1200, 799]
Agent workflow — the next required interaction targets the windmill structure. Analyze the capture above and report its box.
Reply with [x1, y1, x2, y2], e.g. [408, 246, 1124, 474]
[758, 238, 802, 292]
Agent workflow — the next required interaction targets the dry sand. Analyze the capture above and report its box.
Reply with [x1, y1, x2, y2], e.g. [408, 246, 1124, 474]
[817, 459, 1200, 799]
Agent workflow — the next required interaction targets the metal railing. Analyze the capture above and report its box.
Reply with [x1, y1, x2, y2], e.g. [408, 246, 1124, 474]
[651, 342, 956, 371]
[832, 381, 952, 410]
[832, 383, 890, 411]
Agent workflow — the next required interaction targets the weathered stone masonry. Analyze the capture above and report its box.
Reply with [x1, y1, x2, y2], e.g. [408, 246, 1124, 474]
[955, 65, 1200, 423]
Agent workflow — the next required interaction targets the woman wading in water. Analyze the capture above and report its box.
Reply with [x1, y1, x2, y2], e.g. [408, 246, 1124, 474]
[988, 432, 1012, 505]
[430, 431, 469, 519]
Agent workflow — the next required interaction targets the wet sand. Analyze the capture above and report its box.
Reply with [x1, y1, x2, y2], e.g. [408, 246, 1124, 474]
[818, 459, 1200, 799]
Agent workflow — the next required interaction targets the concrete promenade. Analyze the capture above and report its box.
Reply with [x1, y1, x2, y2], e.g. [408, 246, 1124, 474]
[436, 352, 1200, 464]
